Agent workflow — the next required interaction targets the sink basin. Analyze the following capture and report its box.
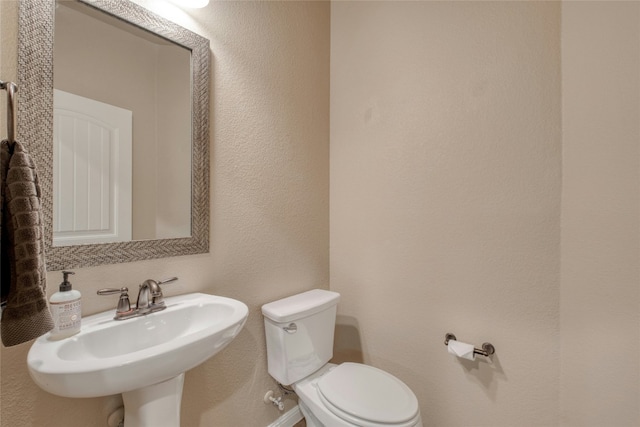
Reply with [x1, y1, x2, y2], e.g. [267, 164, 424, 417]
[28, 292, 248, 402]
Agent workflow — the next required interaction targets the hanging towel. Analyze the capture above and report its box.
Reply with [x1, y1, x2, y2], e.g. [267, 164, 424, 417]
[1, 140, 54, 347]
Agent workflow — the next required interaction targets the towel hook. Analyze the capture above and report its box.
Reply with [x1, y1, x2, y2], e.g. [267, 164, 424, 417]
[0, 80, 17, 144]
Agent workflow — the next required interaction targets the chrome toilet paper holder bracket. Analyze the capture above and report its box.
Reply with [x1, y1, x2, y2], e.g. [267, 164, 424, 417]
[445, 333, 495, 357]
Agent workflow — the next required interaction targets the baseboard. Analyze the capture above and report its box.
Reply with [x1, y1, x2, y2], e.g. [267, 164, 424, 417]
[267, 405, 303, 427]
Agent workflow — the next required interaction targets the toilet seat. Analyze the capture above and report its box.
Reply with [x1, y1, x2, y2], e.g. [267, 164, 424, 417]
[316, 363, 419, 426]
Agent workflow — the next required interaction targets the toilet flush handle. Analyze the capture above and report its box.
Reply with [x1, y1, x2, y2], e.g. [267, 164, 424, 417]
[283, 323, 297, 334]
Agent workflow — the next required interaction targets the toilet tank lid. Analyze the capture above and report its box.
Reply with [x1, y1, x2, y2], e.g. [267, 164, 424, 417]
[262, 289, 340, 323]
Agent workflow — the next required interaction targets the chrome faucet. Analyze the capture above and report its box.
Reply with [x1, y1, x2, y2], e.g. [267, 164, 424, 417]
[98, 277, 178, 320]
[136, 279, 161, 312]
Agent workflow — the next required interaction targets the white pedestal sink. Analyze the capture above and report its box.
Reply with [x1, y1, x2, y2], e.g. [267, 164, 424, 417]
[28, 293, 248, 427]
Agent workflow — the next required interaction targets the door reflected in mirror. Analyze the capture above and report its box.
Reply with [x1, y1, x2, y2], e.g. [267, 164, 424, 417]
[53, 1, 192, 246]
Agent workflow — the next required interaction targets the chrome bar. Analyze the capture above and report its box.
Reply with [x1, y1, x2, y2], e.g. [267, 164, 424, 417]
[0, 80, 17, 143]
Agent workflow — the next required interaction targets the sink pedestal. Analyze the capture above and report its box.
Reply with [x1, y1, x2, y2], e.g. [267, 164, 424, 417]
[122, 374, 185, 427]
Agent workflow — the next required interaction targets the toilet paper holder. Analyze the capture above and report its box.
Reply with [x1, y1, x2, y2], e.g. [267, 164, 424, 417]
[444, 333, 495, 357]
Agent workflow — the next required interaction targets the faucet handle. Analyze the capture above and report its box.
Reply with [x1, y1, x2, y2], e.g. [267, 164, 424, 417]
[97, 287, 133, 318]
[97, 287, 129, 295]
[157, 277, 178, 286]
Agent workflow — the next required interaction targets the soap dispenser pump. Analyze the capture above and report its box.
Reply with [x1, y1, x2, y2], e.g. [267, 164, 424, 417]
[49, 271, 82, 340]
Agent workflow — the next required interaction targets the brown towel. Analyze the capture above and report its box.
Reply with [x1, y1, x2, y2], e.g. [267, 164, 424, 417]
[1, 140, 54, 347]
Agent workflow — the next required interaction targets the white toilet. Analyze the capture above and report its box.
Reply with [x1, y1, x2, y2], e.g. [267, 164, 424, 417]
[262, 289, 423, 427]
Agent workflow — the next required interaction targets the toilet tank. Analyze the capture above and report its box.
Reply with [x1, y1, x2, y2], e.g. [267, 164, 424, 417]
[262, 289, 340, 385]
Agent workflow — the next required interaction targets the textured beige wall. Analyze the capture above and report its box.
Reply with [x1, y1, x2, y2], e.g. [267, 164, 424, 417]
[560, 2, 640, 426]
[330, 2, 561, 426]
[0, 1, 329, 426]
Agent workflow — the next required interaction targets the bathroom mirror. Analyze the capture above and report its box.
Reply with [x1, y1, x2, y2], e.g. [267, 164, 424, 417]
[17, 0, 210, 270]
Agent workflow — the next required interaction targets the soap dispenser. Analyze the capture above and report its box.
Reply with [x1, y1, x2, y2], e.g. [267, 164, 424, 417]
[49, 271, 82, 340]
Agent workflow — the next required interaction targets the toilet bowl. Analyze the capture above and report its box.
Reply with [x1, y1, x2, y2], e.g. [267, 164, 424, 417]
[294, 363, 422, 427]
[262, 290, 422, 427]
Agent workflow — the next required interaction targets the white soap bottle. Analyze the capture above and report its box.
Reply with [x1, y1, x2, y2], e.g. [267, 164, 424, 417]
[49, 271, 82, 340]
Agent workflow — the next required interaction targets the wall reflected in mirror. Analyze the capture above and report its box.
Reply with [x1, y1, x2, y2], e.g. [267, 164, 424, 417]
[53, 1, 192, 247]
